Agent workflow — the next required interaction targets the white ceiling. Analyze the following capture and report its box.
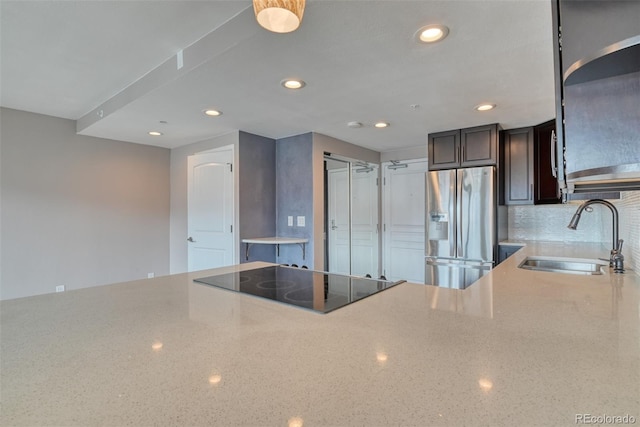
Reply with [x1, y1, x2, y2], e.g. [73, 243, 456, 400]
[1, 0, 556, 152]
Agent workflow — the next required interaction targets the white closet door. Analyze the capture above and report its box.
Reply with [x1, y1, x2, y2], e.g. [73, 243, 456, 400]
[351, 167, 379, 277]
[382, 160, 427, 283]
[328, 168, 351, 275]
[187, 147, 234, 272]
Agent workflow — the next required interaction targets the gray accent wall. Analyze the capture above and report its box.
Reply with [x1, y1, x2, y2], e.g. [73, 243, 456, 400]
[276, 133, 314, 266]
[238, 131, 276, 263]
[0, 108, 170, 300]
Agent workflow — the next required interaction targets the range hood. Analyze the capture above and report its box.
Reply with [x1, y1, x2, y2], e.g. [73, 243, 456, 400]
[556, 36, 640, 195]
[567, 163, 640, 193]
[552, 0, 640, 196]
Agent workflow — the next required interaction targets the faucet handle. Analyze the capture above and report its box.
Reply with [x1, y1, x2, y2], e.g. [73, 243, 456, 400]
[613, 240, 625, 274]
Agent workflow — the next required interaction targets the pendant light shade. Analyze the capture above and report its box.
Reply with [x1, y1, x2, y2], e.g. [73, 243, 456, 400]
[253, 0, 305, 33]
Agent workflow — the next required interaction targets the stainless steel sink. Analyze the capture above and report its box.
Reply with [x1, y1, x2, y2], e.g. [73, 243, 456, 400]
[518, 256, 607, 275]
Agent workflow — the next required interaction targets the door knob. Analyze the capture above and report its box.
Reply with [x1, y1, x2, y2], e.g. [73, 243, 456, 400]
[187, 237, 195, 242]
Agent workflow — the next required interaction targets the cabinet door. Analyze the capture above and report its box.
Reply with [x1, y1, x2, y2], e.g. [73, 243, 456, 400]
[504, 127, 534, 205]
[498, 244, 522, 264]
[460, 124, 498, 167]
[428, 129, 460, 170]
[534, 120, 561, 204]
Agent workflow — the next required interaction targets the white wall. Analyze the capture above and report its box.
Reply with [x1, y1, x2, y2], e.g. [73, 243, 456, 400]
[0, 108, 170, 300]
[380, 145, 426, 162]
[169, 132, 239, 274]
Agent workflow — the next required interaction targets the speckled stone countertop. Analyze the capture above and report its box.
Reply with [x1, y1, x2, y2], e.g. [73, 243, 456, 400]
[2, 242, 639, 427]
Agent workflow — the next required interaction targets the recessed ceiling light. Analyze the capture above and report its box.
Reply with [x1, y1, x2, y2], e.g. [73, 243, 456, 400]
[281, 79, 306, 89]
[416, 24, 449, 43]
[347, 121, 363, 128]
[148, 131, 163, 136]
[475, 103, 496, 112]
[204, 109, 222, 117]
[374, 122, 389, 128]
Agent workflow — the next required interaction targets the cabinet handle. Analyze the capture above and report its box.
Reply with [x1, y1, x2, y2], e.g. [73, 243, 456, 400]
[550, 130, 557, 178]
[461, 145, 465, 163]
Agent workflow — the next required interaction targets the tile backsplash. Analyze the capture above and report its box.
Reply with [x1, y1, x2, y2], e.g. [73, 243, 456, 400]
[508, 191, 639, 270]
[616, 191, 640, 271]
[508, 203, 607, 242]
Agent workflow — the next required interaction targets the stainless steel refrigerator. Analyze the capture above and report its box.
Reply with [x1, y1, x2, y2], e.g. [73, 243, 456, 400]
[425, 166, 497, 289]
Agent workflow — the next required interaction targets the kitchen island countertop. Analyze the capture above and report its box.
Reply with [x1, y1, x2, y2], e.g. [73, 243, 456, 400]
[1, 242, 639, 426]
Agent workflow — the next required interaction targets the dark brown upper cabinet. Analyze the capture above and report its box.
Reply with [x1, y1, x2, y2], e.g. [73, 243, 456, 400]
[533, 120, 561, 204]
[503, 120, 561, 205]
[428, 129, 459, 170]
[504, 127, 534, 205]
[428, 124, 500, 170]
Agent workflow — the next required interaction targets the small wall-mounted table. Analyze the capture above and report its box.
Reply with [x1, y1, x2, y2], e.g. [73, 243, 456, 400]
[242, 237, 309, 261]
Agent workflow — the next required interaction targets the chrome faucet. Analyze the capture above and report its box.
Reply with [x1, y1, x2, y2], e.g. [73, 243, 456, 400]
[567, 199, 624, 273]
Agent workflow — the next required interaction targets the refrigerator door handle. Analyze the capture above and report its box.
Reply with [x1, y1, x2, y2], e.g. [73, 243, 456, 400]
[449, 170, 456, 257]
[426, 260, 492, 269]
[456, 169, 463, 259]
[426, 256, 492, 265]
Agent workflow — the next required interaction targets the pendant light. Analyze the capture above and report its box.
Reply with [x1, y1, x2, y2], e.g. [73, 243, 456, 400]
[253, 0, 305, 33]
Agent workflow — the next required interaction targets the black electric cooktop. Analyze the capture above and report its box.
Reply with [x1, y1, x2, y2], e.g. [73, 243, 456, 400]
[194, 265, 404, 314]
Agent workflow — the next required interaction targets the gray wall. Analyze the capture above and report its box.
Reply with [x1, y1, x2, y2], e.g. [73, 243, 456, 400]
[0, 108, 170, 300]
[239, 131, 276, 263]
[275, 133, 314, 266]
[169, 131, 239, 274]
[380, 145, 426, 162]
[236, 131, 383, 269]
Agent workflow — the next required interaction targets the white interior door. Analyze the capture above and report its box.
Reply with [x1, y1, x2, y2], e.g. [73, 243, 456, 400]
[328, 168, 350, 275]
[187, 148, 234, 272]
[351, 166, 379, 277]
[382, 160, 428, 283]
